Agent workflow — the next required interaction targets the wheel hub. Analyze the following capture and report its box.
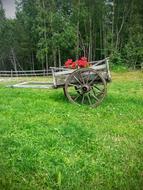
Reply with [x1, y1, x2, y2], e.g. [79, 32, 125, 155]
[82, 84, 91, 93]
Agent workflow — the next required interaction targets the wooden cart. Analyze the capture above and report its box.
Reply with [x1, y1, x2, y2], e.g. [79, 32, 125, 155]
[11, 58, 111, 108]
[50, 58, 111, 107]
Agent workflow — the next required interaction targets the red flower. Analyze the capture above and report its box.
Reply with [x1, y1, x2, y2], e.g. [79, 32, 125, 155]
[65, 59, 73, 68]
[71, 62, 77, 69]
[77, 58, 88, 68]
[81, 57, 87, 61]
[64, 57, 89, 69]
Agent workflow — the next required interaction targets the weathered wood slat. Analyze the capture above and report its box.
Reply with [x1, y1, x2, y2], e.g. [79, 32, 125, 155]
[54, 70, 73, 76]
[9, 82, 54, 89]
[91, 64, 106, 70]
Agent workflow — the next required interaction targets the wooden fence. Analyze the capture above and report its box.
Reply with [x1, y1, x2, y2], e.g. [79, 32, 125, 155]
[0, 69, 52, 77]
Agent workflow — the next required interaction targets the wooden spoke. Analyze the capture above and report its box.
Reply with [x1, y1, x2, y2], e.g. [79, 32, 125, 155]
[81, 94, 85, 104]
[92, 84, 105, 97]
[73, 94, 80, 101]
[91, 92, 99, 101]
[88, 75, 98, 85]
[80, 71, 85, 84]
[86, 70, 90, 84]
[91, 89, 100, 101]
[87, 94, 92, 105]
[93, 85, 102, 91]
[69, 83, 79, 88]
[73, 75, 82, 85]
[76, 71, 84, 85]
[92, 87, 96, 96]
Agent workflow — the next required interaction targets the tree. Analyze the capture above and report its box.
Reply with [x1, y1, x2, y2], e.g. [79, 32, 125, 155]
[1, 0, 143, 70]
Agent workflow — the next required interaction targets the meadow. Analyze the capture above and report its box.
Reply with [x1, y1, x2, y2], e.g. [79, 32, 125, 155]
[0, 71, 143, 190]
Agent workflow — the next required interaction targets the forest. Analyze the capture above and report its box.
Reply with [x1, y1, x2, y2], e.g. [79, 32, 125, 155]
[0, 0, 143, 71]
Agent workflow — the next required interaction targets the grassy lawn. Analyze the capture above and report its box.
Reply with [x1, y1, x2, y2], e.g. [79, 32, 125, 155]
[0, 71, 143, 190]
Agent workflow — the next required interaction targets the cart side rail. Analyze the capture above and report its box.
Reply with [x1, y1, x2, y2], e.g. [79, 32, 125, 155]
[50, 67, 73, 87]
[90, 58, 111, 81]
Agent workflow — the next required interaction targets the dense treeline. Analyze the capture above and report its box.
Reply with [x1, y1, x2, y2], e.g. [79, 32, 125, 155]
[0, 0, 143, 71]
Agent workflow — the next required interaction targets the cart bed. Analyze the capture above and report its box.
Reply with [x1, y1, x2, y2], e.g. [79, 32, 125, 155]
[51, 58, 111, 87]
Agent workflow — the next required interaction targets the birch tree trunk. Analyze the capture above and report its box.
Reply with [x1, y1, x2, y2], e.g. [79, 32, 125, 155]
[42, 0, 48, 70]
[88, 17, 92, 61]
[53, 49, 56, 67]
[111, 0, 115, 49]
[76, 0, 80, 59]
[11, 48, 17, 72]
[58, 48, 61, 67]
[31, 52, 35, 70]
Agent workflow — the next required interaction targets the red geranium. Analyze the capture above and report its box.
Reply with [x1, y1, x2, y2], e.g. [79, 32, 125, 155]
[71, 61, 77, 69]
[65, 59, 73, 68]
[81, 57, 87, 61]
[64, 57, 89, 69]
[77, 59, 87, 68]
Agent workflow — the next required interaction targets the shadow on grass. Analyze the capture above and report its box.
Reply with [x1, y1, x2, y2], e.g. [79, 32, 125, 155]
[46, 89, 143, 111]
[48, 89, 68, 103]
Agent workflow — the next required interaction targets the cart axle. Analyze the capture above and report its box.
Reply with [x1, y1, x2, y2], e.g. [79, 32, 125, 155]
[82, 84, 91, 93]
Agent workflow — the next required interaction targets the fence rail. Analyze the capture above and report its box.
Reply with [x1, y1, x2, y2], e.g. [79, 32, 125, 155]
[0, 69, 52, 77]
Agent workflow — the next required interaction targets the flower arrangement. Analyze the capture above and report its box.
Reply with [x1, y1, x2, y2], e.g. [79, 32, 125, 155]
[64, 57, 90, 69]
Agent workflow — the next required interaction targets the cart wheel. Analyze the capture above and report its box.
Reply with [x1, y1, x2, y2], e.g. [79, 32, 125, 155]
[63, 68, 107, 107]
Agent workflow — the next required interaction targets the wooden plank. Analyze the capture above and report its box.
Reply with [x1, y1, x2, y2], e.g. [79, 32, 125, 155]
[8, 81, 54, 89]
[54, 70, 73, 76]
[10, 85, 53, 89]
[91, 64, 107, 70]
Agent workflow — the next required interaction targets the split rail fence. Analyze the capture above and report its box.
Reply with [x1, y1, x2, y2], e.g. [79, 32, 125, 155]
[0, 69, 52, 77]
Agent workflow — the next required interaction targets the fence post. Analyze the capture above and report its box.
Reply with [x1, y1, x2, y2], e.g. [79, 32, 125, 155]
[43, 69, 46, 76]
[11, 70, 13, 78]
[141, 63, 143, 71]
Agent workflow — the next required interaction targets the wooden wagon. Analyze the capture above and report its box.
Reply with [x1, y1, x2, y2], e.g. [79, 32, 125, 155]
[50, 58, 111, 107]
[11, 58, 111, 108]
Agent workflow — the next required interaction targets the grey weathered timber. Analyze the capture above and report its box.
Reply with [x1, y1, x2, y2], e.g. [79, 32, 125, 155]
[9, 82, 54, 89]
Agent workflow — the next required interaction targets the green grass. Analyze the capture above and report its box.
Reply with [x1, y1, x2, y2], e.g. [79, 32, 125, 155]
[111, 64, 129, 73]
[0, 71, 143, 190]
